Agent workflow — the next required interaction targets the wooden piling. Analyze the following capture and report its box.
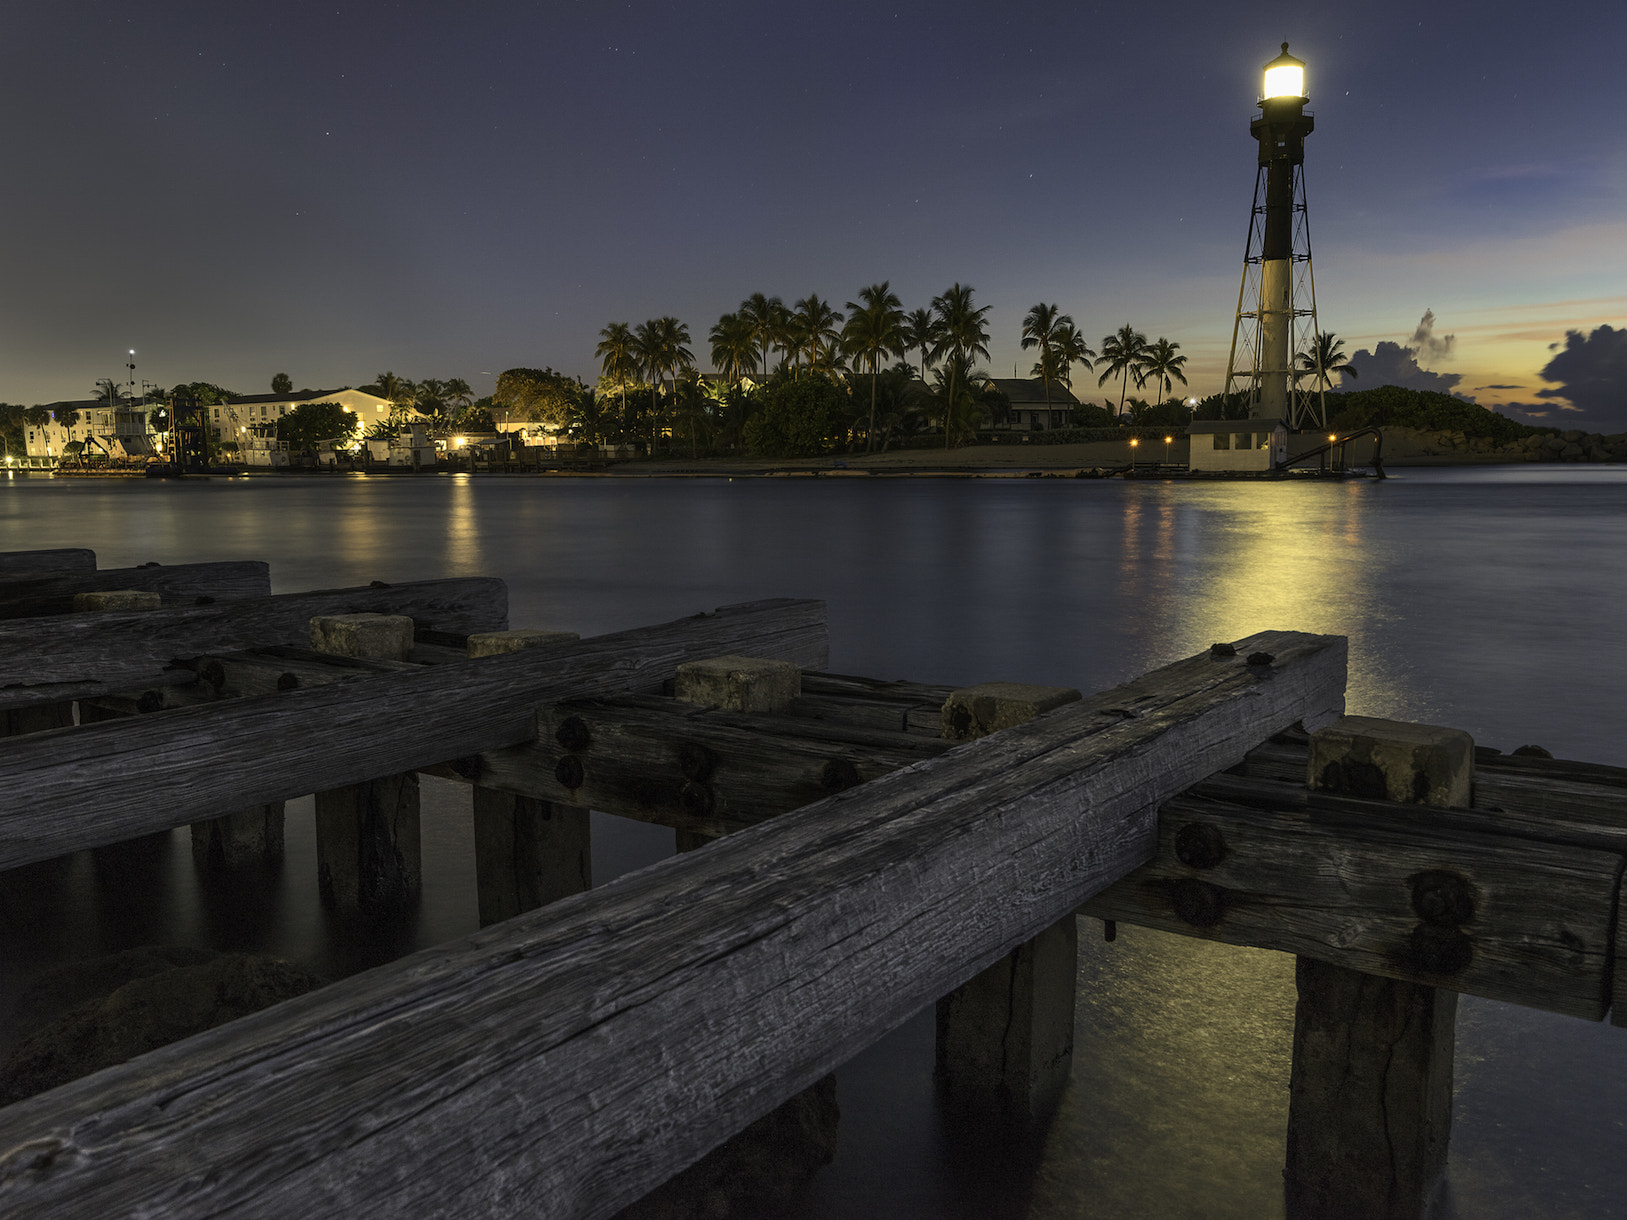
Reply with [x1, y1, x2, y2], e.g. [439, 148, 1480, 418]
[466, 630, 591, 926]
[1284, 715, 1473, 1219]
[935, 680, 1082, 1128]
[311, 614, 422, 916]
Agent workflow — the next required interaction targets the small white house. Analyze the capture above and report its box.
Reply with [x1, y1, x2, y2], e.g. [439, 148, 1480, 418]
[1187, 419, 1288, 472]
[366, 423, 438, 467]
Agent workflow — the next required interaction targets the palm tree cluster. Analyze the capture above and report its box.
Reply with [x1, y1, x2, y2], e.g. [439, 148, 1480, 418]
[591, 289, 1213, 456]
[1092, 326, 1190, 422]
[361, 372, 478, 437]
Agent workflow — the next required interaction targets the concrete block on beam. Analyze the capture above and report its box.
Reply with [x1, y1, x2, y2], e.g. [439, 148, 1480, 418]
[675, 655, 800, 714]
[1308, 715, 1474, 807]
[308, 613, 414, 661]
[72, 590, 161, 612]
[466, 628, 580, 658]
[941, 682, 1080, 741]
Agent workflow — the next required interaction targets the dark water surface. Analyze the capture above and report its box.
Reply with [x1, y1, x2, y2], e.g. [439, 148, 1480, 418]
[3, 467, 1625, 1217]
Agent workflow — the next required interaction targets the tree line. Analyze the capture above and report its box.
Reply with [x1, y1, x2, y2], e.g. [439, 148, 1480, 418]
[575, 285, 1213, 458]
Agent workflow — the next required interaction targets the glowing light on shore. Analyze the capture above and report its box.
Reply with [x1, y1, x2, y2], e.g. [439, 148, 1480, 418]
[1262, 44, 1306, 100]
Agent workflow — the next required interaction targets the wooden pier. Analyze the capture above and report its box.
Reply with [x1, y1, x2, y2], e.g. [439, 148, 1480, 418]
[0, 547, 1623, 1217]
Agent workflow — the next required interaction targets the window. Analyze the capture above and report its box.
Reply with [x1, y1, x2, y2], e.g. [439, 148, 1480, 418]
[1212, 433, 1230, 450]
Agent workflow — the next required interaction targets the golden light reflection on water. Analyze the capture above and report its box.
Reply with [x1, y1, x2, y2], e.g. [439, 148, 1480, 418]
[1116, 481, 1405, 718]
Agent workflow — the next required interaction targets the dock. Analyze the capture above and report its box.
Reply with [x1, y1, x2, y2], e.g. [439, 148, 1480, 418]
[0, 547, 1623, 1217]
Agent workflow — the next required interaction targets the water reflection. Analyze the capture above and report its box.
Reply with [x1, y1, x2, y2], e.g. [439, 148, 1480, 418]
[3, 470, 1625, 1217]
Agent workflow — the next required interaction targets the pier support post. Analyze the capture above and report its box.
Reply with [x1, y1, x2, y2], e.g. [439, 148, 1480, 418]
[1285, 715, 1473, 1219]
[311, 614, 422, 917]
[190, 804, 285, 870]
[672, 655, 802, 854]
[631, 655, 838, 1212]
[935, 682, 1082, 1129]
[466, 629, 589, 927]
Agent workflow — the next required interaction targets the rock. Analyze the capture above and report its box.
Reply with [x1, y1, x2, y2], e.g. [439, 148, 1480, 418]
[1563, 429, 1586, 443]
[0, 950, 323, 1105]
[1561, 443, 1585, 460]
[617, 1075, 840, 1220]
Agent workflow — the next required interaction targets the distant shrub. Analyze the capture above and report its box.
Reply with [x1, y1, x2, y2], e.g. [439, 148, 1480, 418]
[1325, 387, 1546, 442]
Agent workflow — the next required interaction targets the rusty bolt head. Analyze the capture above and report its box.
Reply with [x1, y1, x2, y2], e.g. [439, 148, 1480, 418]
[276, 671, 300, 692]
[1171, 878, 1227, 927]
[1409, 870, 1476, 927]
[194, 595, 215, 606]
[136, 690, 164, 714]
[200, 660, 226, 689]
[1210, 642, 1237, 658]
[1174, 823, 1226, 870]
[821, 758, 861, 792]
[554, 716, 591, 752]
[678, 741, 718, 783]
[553, 756, 585, 790]
[1403, 924, 1473, 975]
[679, 781, 715, 817]
[1246, 652, 1275, 667]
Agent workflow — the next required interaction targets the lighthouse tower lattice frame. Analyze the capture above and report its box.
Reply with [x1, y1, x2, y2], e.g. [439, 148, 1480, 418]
[1223, 43, 1327, 432]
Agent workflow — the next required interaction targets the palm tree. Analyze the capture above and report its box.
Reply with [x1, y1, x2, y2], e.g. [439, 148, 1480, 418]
[1297, 331, 1357, 390]
[930, 351, 993, 447]
[842, 282, 905, 451]
[931, 284, 991, 449]
[636, 316, 692, 452]
[1020, 303, 1075, 418]
[597, 322, 639, 427]
[444, 378, 473, 409]
[632, 320, 662, 444]
[740, 293, 786, 379]
[1096, 326, 1149, 422]
[709, 312, 757, 388]
[371, 371, 416, 419]
[1140, 338, 1189, 409]
[792, 295, 844, 374]
[901, 308, 938, 381]
[1053, 322, 1095, 389]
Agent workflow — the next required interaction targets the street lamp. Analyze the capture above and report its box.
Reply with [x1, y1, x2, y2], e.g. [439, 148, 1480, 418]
[1164, 435, 1173, 466]
[1129, 436, 1139, 472]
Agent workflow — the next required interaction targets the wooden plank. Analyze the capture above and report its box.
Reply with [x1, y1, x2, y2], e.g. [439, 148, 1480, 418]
[1080, 787, 1622, 1020]
[0, 630, 1346, 1219]
[0, 599, 829, 869]
[0, 561, 271, 619]
[0, 577, 507, 711]
[789, 672, 959, 735]
[0, 549, 96, 579]
[470, 694, 956, 837]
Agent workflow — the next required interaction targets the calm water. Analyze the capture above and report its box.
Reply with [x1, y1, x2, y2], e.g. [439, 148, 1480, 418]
[3, 467, 1626, 1217]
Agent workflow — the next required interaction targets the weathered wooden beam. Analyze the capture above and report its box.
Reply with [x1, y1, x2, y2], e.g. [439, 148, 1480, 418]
[0, 561, 271, 620]
[0, 630, 1346, 1219]
[1080, 784, 1622, 1019]
[0, 577, 508, 712]
[470, 694, 955, 837]
[0, 549, 96, 579]
[0, 599, 829, 870]
[789, 671, 958, 735]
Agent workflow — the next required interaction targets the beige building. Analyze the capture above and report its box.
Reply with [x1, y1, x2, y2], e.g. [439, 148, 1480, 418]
[988, 378, 1079, 431]
[1187, 419, 1288, 472]
[208, 388, 394, 446]
[23, 399, 161, 461]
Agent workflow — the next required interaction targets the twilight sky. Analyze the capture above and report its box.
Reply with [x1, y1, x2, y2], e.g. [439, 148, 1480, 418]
[4, 1, 1626, 428]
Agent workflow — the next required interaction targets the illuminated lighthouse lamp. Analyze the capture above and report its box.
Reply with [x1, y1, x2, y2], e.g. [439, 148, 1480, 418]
[1261, 43, 1306, 102]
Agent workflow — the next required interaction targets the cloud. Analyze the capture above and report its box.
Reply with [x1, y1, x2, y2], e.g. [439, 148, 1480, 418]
[1345, 310, 1465, 395]
[1475, 383, 1523, 390]
[1534, 324, 1627, 431]
[1346, 343, 1464, 395]
[1408, 309, 1455, 360]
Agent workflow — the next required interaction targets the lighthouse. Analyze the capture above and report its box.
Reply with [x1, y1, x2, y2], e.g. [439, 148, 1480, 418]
[1224, 43, 1327, 429]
